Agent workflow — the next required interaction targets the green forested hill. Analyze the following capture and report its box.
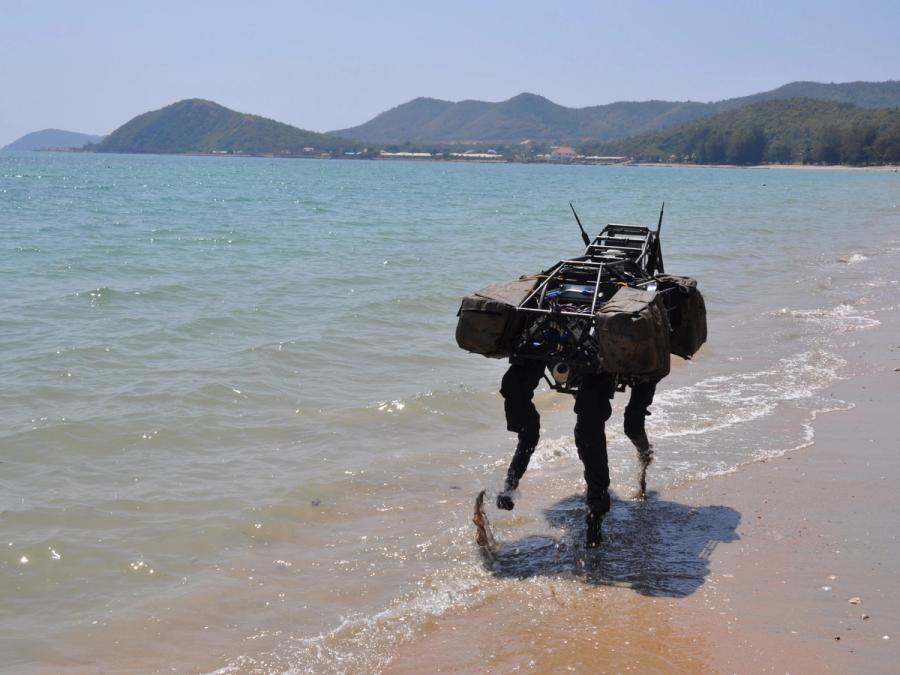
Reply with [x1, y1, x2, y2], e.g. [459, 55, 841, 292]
[583, 99, 900, 165]
[722, 80, 900, 111]
[332, 93, 711, 144]
[96, 99, 361, 155]
[333, 80, 900, 146]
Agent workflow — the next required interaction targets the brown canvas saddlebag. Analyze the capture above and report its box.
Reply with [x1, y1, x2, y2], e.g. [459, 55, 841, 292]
[594, 286, 671, 378]
[455, 275, 540, 358]
[655, 274, 707, 359]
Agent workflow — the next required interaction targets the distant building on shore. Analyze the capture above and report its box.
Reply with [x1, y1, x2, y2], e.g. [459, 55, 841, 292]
[536, 146, 627, 164]
[549, 146, 578, 161]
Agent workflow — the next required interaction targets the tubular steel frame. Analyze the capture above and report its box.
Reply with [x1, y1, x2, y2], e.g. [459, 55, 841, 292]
[510, 221, 668, 394]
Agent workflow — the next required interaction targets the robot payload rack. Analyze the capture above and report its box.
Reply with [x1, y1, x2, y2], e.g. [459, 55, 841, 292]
[456, 207, 707, 394]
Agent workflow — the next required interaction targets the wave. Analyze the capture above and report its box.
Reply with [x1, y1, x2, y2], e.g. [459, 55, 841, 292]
[208, 518, 495, 675]
[527, 347, 847, 470]
[837, 252, 869, 265]
[71, 283, 196, 306]
[73, 286, 121, 305]
[771, 304, 881, 332]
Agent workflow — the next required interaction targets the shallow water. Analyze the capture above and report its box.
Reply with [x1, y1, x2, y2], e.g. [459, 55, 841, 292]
[1, 153, 898, 672]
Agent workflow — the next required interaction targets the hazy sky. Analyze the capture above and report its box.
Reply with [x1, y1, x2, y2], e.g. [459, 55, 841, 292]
[2, 0, 899, 144]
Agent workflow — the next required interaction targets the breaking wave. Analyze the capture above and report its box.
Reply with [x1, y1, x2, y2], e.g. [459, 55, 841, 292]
[837, 252, 869, 265]
[771, 304, 881, 332]
[528, 347, 848, 471]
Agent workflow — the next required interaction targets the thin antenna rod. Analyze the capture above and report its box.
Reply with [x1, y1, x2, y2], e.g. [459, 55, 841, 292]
[569, 202, 591, 247]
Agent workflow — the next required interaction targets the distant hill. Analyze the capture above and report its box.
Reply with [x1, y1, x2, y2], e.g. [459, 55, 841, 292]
[333, 80, 900, 146]
[722, 80, 900, 110]
[2, 129, 104, 151]
[583, 98, 900, 165]
[96, 99, 362, 155]
[332, 93, 711, 145]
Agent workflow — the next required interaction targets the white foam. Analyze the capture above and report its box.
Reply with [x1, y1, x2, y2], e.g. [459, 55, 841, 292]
[651, 349, 845, 438]
[530, 435, 577, 467]
[772, 304, 881, 332]
[375, 399, 406, 413]
[214, 526, 497, 675]
[524, 347, 847, 475]
[838, 253, 869, 265]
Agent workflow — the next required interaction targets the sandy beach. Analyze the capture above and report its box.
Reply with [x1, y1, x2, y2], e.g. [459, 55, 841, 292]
[386, 310, 900, 673]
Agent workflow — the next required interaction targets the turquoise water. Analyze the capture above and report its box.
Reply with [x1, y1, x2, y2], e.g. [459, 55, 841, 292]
[1, 153, 898, 671]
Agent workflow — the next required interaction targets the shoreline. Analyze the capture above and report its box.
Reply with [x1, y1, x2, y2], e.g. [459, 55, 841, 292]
[385, 308, 900, 673]
[26, 149, 900, 171]
[630, 161, 900, 172]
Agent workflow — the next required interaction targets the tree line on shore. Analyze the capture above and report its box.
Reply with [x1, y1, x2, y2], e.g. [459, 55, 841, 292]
[582, 99, 900, 166]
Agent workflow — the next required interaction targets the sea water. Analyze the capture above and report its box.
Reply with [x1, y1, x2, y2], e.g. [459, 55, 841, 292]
[1, 153, 898, 672]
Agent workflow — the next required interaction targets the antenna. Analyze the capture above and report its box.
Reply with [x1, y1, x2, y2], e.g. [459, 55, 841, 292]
[652, 202, 665, 275]
[569, 202, 591, 247]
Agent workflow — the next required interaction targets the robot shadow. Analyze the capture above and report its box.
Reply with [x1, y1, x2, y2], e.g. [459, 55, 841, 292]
[488, 493, 741, 598]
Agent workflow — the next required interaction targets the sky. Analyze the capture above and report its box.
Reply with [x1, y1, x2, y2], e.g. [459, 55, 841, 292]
[2, 0, 899, 145]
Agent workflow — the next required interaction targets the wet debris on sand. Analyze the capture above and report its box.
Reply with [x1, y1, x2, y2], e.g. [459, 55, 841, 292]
[472, 490, 498, 566]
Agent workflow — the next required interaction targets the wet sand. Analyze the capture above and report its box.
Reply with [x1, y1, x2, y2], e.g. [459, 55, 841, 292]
[387, 313, 900, 673]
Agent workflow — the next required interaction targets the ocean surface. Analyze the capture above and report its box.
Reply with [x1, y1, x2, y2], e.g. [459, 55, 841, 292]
[1, 153, 898, 672]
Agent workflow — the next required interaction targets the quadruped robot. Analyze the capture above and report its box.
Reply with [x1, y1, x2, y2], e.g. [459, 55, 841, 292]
[457, 203, 707, 557]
